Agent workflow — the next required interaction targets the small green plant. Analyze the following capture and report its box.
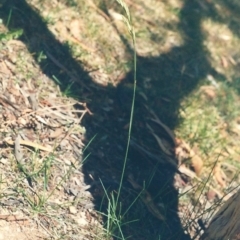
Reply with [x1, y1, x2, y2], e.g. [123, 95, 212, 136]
[0, 29, 23, 41]
[37, 51, 47, 63]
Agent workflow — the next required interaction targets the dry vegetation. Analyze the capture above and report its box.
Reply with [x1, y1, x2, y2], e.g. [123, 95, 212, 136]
[1, 0, 240, 239]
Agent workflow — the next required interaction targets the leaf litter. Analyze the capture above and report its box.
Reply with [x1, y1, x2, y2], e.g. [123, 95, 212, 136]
[0, 38, 104, 239]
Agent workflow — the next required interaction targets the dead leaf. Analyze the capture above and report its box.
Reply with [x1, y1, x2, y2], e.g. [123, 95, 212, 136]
[108, 9, 124, 21]
[178, 164, 196, 179]
[69, 206, 78, 214]
[200, 86, 216, 100]
[7, 84, 20, 97]
[0, 61, 11, 75]
[28, 93, 38, 110]
[228, 56, 237, 66]
[69, 19, 81, 39]
[76, 212, 88, 227]
[175, 139, 203, 176]
[190, 154, 203, 176]
[221, 56, 229, 68]
[14, 135, 23, 163]
[213, 164, 226, 188]
[7, 39, 25, 47]
[17, 117, 27, 126]
[49, 128, 63, 139]
[206, 190, 217, 201]
[3, 59, 15, 73]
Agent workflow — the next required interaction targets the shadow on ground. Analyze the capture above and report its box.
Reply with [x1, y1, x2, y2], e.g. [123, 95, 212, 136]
[1, 0, 237, 239]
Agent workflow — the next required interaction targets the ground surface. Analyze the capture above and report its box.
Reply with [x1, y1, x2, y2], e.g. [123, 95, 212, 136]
[1, 0, 240, 239]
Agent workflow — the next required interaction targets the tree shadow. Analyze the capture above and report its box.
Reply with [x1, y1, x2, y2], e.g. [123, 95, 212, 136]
[1, 0, 238, 239]
[81, 1, 222, 239]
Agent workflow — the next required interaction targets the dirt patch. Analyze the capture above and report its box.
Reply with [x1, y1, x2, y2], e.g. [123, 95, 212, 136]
[0, 218, 45, 240]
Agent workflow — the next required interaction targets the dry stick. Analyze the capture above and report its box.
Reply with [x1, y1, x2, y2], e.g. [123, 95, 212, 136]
[88, 0, 111, 22]
[44, 49, 90, 90]
[127, 174, 165, 221]
[7, 139, 53, 152]
[0, 215, 28, 222]
[21, 101, 91, 118]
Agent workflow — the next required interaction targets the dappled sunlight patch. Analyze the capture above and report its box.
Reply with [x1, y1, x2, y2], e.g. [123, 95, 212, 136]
[127, 0, 184, 57]
[29, 0, 130, 86]
[202, 19, 239, 79]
